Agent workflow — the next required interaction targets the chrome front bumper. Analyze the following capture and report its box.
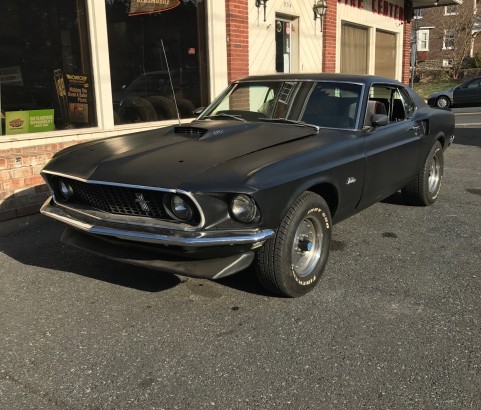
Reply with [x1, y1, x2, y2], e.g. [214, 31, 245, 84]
[40, 197, 274, 248]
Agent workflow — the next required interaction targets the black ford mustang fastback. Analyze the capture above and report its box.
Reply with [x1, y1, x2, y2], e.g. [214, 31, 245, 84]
[41, 74, 455, 297]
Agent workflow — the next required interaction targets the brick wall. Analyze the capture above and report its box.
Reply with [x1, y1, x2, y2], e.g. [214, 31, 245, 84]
[402, 22, 412, 84]
[0, 142, 80, 222]
[323, 0, 338, 73]
[226, 0, 249, 82]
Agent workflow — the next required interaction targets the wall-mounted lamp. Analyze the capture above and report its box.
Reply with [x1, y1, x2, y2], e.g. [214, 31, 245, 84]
[256, 0, 269, 22]
[313, 0, 328, 32]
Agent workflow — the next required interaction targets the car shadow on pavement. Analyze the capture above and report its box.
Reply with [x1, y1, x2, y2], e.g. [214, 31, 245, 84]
[453, 128, 481, 147]
[0, 216, 270, 296]
[381, 191, 413, 206]
[0, 217, 181, 292]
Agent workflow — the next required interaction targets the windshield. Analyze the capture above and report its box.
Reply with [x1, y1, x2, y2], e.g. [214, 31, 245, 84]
[199, 80, 363, 129]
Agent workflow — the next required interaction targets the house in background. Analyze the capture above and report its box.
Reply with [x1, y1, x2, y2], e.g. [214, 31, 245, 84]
[414, 0, 481, 74]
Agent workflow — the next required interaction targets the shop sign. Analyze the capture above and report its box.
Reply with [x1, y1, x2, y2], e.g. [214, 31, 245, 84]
[128, 0, 180, 16]
[338, 0, 404, 21]
[5, 109, 55, 135]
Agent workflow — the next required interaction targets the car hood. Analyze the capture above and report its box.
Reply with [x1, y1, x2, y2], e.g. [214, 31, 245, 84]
[43, 120, 320, 189]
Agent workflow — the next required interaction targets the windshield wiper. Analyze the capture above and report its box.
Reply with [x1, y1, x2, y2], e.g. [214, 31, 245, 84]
[259, 118, 320, 132]
[204, 113, 246, 122]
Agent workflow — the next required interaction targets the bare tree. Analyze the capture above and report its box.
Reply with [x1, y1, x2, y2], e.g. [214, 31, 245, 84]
[428, 1, 480, 78]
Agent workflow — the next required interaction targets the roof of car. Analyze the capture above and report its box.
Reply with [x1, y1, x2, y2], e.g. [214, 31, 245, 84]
[234, 73, 404, 87]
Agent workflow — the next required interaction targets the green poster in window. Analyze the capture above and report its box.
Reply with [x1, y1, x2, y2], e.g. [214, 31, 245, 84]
[5, 111, 29, 135]
[28, 109, 55, 132]
[5, 109, 55, 135]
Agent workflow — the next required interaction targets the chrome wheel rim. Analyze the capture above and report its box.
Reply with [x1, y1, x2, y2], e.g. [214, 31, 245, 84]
[428, 151, 441, 194]
[291, 216, 323, 278]
[437, 98, 448, 108]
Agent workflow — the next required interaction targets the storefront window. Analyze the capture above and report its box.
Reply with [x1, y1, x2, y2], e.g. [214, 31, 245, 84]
[105, 0, 208, 124]
[0, 0, 96, 136]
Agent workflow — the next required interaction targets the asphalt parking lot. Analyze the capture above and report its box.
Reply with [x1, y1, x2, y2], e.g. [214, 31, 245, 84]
[1, 128, 480, 409]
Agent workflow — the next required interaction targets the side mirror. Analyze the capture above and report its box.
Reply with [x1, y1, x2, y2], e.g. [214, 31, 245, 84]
[193, 107, 205, 116]
[371, 114, 389, 127]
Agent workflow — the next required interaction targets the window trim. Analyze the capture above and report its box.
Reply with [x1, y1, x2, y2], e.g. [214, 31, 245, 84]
[444, 5, 458, 15]
[443, 29, 456, 50]
[417, 29, 430, 52]
[442, 59, 453, 67]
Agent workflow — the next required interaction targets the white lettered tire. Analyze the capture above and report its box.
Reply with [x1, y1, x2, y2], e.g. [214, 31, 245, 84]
[255, 191, 332, 297]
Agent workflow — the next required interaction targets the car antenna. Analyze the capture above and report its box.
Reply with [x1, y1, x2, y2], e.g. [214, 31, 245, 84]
[161, 39, 181, 126]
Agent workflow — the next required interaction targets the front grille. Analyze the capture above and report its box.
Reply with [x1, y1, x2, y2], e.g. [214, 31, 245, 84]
[68, 180, 168, 218]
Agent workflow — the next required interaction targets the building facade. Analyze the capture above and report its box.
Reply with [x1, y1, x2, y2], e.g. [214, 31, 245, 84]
[415, 0, 481, 70]
[0, 0, 412, 222]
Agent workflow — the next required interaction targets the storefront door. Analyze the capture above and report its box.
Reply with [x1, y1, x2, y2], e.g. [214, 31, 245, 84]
[275, 18, 292, 73]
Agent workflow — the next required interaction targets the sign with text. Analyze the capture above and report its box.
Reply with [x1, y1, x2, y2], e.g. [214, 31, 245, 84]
[5, 109, 55, 135]
[65, 74, 90, 124]
[338, 0, 404, 20]
[129, 0, 180, 16]
[54, 69, 90, 125]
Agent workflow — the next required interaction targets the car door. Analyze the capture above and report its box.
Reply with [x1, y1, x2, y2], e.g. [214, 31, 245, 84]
[453, 78, 481, 106]
[359, 84, 425, 207]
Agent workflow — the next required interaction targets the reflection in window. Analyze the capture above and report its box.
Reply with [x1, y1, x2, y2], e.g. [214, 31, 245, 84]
[0, 0, 96, 136]
[105, 1, 208, 125]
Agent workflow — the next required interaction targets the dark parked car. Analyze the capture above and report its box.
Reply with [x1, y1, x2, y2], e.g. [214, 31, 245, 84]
[427, 76, 481, 108]
[41, 74, 455, 297]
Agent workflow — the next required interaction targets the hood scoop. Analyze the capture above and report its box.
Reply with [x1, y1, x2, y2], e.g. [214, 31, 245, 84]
[174, 126, 207, 138]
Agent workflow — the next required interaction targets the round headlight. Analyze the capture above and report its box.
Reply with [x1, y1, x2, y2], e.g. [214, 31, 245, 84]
[170, 195, 193, 221]
[231, 194, 258, 223]
[58, 180, 74, 200]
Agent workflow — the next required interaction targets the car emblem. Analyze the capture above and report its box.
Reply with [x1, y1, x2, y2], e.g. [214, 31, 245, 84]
[346, 177, 357, 185]
[135, 193, 151, 212]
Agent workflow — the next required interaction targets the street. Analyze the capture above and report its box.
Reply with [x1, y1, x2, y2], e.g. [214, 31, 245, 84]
[452, 107, 481, 128]
[1, 126, 480, 409]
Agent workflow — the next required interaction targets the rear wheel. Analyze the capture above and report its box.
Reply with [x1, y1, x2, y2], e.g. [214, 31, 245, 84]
[403, 141, 444, 206]
[254, 192, 332, 297]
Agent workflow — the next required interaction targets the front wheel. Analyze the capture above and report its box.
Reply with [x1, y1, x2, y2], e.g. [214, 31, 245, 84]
[435, 96, 451, 108]
[254, 192, 332, 297]
[403, 141, 444, 206]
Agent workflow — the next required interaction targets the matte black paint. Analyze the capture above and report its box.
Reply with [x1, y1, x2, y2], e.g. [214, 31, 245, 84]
[41, 74, 456, 280]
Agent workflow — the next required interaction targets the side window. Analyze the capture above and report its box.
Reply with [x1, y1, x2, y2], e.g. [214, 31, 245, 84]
[301, 82, 362, 129]
[365, 85, 390, 127]
[466, 79, 481, 89]
[365, 85, 415, 126]
[398, 88, 415, 119]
